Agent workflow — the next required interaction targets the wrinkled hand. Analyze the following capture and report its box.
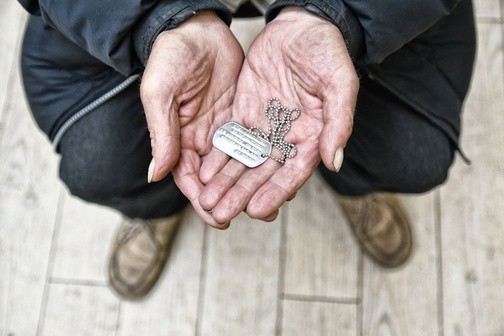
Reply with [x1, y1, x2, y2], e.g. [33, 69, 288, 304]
[198, 7, 359, 224]
[140, 11, 244, 227]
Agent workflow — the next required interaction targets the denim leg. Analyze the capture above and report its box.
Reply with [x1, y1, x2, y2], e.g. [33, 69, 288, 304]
[318, 0, 475, 196]
[318, 76, 456, 196]
[57, 83, 188, 219]
[21, 16, 187, 219]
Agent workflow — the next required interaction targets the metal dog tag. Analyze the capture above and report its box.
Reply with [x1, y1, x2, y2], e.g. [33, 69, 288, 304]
[213, 121, 272, 168]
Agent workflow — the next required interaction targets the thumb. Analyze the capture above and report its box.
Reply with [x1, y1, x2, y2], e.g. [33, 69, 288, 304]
[143, 96, 181, 183]
[318, 83, 358, 172]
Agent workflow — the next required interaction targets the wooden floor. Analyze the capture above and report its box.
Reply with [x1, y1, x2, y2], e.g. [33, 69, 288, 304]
[1, 2, 503, 335]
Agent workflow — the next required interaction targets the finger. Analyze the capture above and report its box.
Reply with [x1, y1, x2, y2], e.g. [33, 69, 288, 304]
[199, 147, 232, 184]
[210, 158, 278, 224]
[318, 72, 359, 172]
[287, 192, 297, 201]
[199, 158, 247, 211]
[141, 80, 181, 183]
[173, 150, 231, 229]
[246, 166, 303, 219]
[246, 145, 318, 219]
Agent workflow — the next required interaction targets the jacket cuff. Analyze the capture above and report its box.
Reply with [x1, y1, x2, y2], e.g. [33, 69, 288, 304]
[133, 0, 232, 67]
[265, 0, 364, 59]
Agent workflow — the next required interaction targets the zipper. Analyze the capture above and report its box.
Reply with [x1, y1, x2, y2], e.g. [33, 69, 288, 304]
[52, 74, 140, 151]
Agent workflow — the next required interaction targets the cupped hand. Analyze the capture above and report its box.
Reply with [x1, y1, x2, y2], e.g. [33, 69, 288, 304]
[140, 11, 244, 228]
[198, 7, 359, 223]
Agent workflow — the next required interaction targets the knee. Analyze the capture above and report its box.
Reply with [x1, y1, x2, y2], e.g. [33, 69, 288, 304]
[319, 132, 457, 196]
[57, 131, 151, 205]
[389, 141, 456, 193]
[56, 91, 152, 204]
[59, 151, 147, 204]
[59, 168, 114, 205]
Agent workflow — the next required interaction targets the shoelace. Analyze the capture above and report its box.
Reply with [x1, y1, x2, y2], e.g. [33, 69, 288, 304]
[118, 219, 156, 246]
[356, 196, 378, 234]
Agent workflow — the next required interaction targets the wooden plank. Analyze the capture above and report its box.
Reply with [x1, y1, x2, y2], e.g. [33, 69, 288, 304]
[283, 173, 360, 299]
[50, 191, 120, 283]
[118, 209, 205, 336]
[473, 0, 502, 19]
[39, 283, 119, 336]
[200, 213, 281, 336]
[440, 22, 504, 336]
[361, 194, 440, 336]
[282, 300, 357, 336]
[0, 25, 60, 336]
[0, 3, 26, 123]
[230, 17, 264, 53]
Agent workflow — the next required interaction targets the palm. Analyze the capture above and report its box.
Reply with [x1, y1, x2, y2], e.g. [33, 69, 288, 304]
[140, 12, 244, 226]
[173, 53, 243, 225]
[199, 8, 359, 223]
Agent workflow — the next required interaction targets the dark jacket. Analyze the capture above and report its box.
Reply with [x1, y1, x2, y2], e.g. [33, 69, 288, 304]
[18, 0, 232, 76]
[18, 0, 475, 152]
[268, 0, 476, 157]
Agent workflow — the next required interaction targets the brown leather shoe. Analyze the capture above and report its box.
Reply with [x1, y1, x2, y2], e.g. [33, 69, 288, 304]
[338, 193, 412, 267]
[108, 212, 183, 299]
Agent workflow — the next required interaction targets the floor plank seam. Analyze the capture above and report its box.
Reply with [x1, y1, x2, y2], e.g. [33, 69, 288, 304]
[0, 47, 21, 148]
[274, 206, 288, 336]
[434, 191, 445, 336]
[452, 189, 478, 336]
[0, 11, 26, 147]
[35, 187, 65, 336]
[501, 12, 504, 86]
[47, 277, 109, 288]
[114, 300, 122, 336]
[195, 225, 209, 336]
[281, 293, 360, 305]
[356, 250, 364, 336]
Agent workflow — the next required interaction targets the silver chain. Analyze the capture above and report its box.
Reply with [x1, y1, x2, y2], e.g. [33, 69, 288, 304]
[249, 98, 301, 164]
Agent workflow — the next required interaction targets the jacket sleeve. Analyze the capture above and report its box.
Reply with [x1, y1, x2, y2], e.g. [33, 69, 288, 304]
[266, 0, 462, 64]
[17, 0, 232, 76]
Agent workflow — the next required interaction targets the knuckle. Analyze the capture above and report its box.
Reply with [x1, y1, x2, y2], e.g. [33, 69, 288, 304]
[139, 78, 161, 101]
[344, 113, 354, 134]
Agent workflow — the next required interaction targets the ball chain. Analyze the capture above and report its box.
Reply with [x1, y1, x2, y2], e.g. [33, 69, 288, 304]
[249, 98, 300, 164]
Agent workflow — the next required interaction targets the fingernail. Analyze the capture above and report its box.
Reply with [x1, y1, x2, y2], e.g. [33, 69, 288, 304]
[216, 221, 231, 230]
[333, 147, 344, 172]
[147, 158, 155, 183]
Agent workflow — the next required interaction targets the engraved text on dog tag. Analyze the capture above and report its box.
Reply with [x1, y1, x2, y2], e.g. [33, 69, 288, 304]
[212, 122, 272, 168]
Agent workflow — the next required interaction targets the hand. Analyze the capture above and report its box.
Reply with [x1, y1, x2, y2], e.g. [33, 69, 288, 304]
[140, 11, 244, 227]
[198, 7, 359, 223]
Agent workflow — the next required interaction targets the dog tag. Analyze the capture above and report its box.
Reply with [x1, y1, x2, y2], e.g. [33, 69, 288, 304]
[213, 121, 272, 168]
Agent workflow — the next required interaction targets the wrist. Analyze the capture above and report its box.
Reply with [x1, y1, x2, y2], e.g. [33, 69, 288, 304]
[171, 10, 228, 35]
[134, 1, 232, 67]
[273, 6, 325, 22]
[265, 1, 364, 59]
